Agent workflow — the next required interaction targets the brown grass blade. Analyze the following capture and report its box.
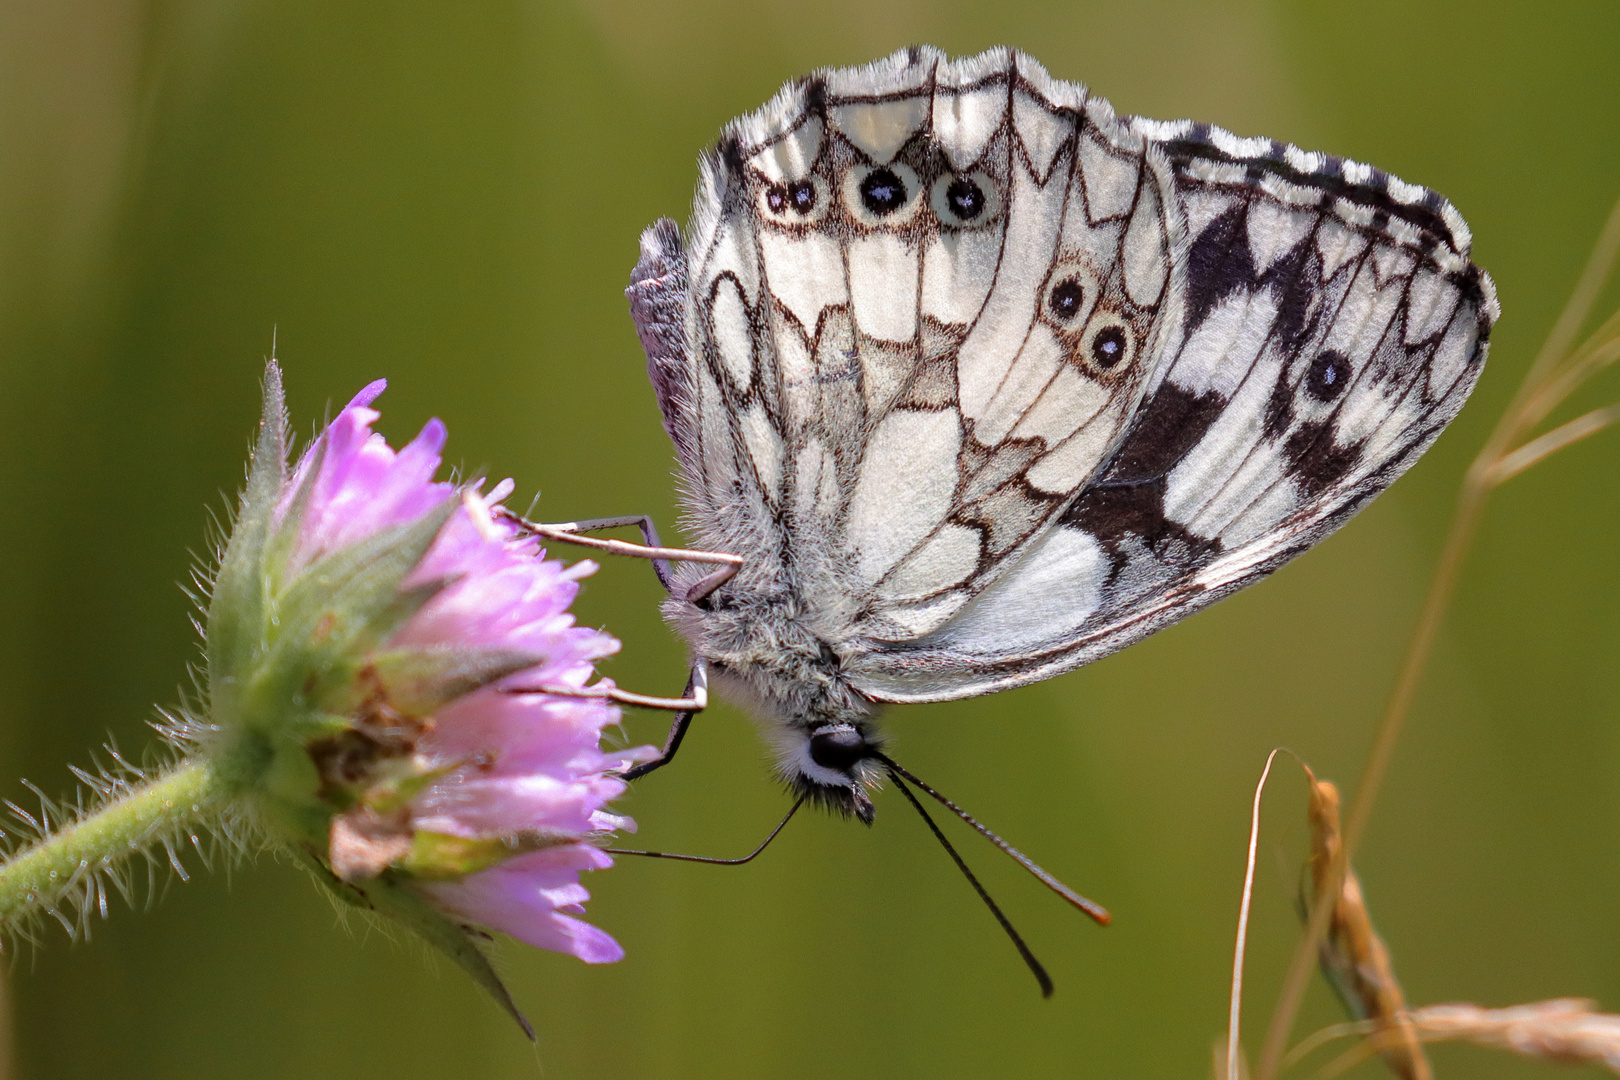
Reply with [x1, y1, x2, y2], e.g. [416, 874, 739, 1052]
[1304, 772, 1431, 1080]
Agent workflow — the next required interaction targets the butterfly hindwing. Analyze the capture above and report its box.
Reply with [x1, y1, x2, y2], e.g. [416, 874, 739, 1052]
[628, 47, 1496, 705]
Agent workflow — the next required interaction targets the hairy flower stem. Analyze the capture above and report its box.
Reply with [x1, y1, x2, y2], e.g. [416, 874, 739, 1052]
[0, 760, 231, 931]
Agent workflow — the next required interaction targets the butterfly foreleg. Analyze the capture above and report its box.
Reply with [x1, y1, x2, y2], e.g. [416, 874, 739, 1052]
[494, 510, 741, 603]
[502, 657, 706, 710]
[502, 661, 709, 781]
[494, 514, 736, 779]
[617, 660, 708, 780]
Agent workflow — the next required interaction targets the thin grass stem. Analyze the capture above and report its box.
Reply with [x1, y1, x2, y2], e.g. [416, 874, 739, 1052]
[1519, 328, 1620, 430]
[1228, 749, 1288, 1080]
[1512, 195, 1620, 400]
[1283, 1020, 1379, 1070]
[1486, 403, 1620, 485]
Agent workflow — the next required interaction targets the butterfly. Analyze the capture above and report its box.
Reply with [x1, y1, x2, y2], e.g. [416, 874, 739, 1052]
[517, 46, 1495, 964]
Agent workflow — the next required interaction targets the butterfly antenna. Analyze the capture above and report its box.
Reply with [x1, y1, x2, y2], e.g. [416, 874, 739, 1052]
[886, 766, 1054, 997]
[604, 795, 804, 864]
[876, 753, 1111, 926]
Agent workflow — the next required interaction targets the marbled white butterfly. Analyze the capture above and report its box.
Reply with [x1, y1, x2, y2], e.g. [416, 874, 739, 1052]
[515, 48, 1495, 943]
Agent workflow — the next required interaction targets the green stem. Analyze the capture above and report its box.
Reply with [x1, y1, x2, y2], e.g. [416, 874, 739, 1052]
[0, 759, 231, 929]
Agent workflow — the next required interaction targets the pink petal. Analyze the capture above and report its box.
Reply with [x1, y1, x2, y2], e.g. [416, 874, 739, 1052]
[418, 846, 625, 963]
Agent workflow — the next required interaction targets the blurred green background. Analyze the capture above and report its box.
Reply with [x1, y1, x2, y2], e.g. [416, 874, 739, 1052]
[0, 2, 1617, 1077]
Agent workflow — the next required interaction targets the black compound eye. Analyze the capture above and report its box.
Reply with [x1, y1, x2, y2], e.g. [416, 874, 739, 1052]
[764, 185, 788, 214]
[859, 167, 908, 215]
[788, 179, 816, 214]
[945, 176, 985, 220]
[1048, 279, 1085, 321]
[809, 727, 867, 772]
[1306, 350, 1352, 402]
[1091, 325, 1128, 369]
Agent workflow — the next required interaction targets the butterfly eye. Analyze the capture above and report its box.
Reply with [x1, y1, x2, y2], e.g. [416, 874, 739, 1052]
[844, 163, 923, 228]
[808, 726, 868, 772]
[1039, 261, 1098, 329]
[1080, 316, 1136, 374]
[931, 170, 1002, 229]
[757, 176, 829, 227]
[946, 177, 982, 217]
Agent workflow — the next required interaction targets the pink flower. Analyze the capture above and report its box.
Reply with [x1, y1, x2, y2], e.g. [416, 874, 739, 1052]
[278, 379, 455, 573]
[261, 379, 650, 963]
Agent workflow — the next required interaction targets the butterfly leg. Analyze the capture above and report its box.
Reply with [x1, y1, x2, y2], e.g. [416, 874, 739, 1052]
[495, 510, 741, 603]
[501, 660, 708, 780]
[619, 665, 706, 780]
[619, 710, 695, 780]
[495, 512, 732, 776]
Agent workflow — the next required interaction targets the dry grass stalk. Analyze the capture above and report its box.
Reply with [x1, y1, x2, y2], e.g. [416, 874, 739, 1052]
[1409, 999, 1620, 1070]
[1228, 749, 1290, 1080]
[1303, 772, 1430, 1080]
[1214, 1037, 1251, 1080]
[1296, 1000, 1620, 1078]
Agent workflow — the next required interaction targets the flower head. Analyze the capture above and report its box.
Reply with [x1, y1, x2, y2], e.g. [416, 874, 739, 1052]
[204, 365, 648, 1022]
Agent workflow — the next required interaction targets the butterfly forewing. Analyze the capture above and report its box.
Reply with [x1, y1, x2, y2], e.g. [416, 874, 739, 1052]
[628, 46, 1496, 707]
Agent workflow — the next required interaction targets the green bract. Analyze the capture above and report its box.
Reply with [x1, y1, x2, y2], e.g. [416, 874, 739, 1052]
[205, 368, 537, 853]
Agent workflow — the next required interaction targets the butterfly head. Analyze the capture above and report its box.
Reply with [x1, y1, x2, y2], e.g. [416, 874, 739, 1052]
[780, 721, 884, 824]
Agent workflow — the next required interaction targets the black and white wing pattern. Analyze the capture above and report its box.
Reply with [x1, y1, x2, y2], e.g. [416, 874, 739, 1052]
[628, 46, 1497, 705]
